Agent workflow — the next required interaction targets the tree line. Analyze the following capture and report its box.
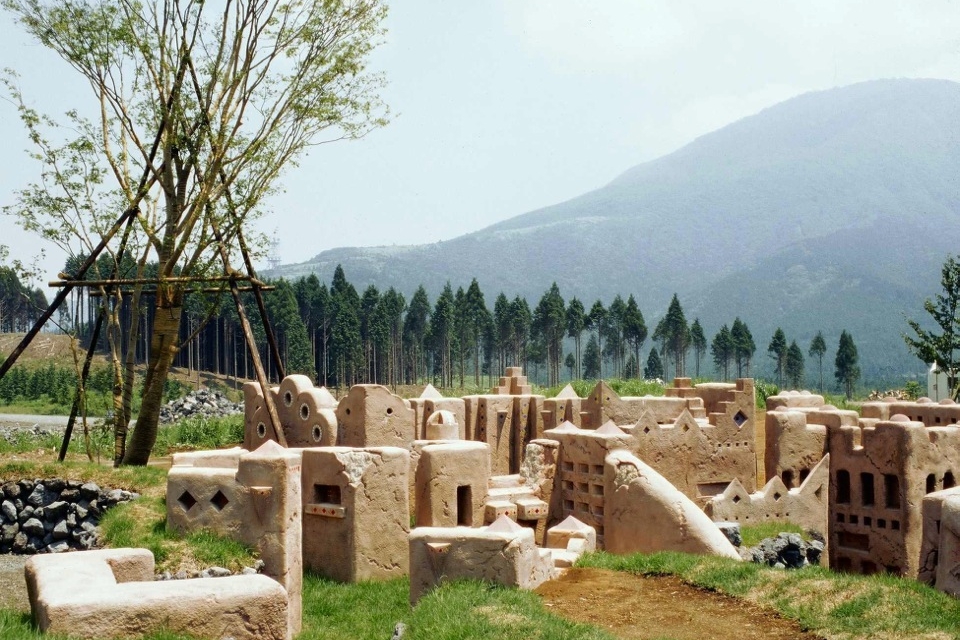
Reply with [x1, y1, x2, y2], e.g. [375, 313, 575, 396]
[0, 265, 48, 333]
[71, 264, 862, 393]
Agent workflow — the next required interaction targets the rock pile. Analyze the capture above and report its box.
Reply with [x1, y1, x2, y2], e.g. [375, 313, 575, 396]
[155, 560, 265, 580]
[742, 532, 825, 569]
[0, 479, 138, 554]
[159, 388, 242, 424]
[1, 425, 59, 445]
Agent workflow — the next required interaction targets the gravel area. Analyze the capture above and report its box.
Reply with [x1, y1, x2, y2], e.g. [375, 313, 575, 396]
[0, 555, 29, 612]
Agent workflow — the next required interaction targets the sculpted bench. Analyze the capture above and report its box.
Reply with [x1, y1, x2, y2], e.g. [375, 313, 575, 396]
[25, 548, 289, 640]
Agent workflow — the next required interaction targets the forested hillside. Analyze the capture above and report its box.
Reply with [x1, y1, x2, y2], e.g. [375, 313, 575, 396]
[272, 79, 960, 379]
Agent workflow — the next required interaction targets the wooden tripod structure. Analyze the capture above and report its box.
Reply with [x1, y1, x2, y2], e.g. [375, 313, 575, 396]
[0, 127, 290, 463]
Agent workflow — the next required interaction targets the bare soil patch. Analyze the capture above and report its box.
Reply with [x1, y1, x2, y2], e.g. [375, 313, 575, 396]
[536, 568, 822, 640]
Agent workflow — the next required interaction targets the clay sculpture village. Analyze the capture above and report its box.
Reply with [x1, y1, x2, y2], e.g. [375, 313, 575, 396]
[22, 367, 960, 639]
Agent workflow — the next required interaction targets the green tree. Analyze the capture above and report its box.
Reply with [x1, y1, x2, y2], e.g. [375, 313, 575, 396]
[403, 286, 430, 384]
[808, 331, 827, 393]
[835, 330, 861, 400]
[428, 284, 456, 387]
[565, 352, 576, 380]
[464, 279, 490, 386]
[768, 328, 788, 386]
[904, 256, 960, 400]
[566, 297, 586, 380]
[659, 294, 689, 378]
[604, 295, 627, 376]
[3, 0, 388, 464]
[622, 295, 647, 379]
[690, 318, 706, 378]
[493, 293, 512, 374]
[532, 283, 566, 386]
[583, 334, 601, 379]
[785, 340, 804, 389]
[509, 296, 532, 371]
[644, 348, 664, 380]
[266, 279, 314, 378]
[731, 318, 755, 377]
[711, 324, 733, 381]
[587, 300, 607, 378]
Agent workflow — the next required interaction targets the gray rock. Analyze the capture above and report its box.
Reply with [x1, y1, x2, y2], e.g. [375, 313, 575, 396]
[59, 488, 80, 502]
[26, 485, 51, 508]
[174, 571, 189, 580]
[21, 518, 44, 537]
[47, 540, 70, 553]
[2, 482, 20, 499]
[79, 482, 100, 500]
[241, 567, 258, 575]
[52, 520, 70, 540]
[1, 522, 19, 543]
[66, 513, 77, 528]
[12, 531, 28, 553]
[806, 539, 825, 565]
[392, 622, 407, 640]
[715, 521, 742, 547]
[0, 500, 16, 523]
[45, 501, 69, 520]
[75, 505, 88, 520]
[205, 566, 233, 578]
[18, 506, 34, 523]
[45, 478, 66, 493]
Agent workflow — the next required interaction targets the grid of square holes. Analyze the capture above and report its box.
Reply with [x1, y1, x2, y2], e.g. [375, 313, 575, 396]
[560, 459, 605, 540]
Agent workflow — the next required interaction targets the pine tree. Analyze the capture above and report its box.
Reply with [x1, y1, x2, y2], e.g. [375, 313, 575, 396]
[808, 331, 827, 393]
[768, 328, 788, 386]
[712, 324, 733, 381]
[566, 297, 586, 379]
[587, 300, 607, 378]
[583, 334, 601, 379]
[644, 348, 664, 380]
[731, 318, 755, 377]
[785, 340, 804, 389]
[622, 295, 647, 379]
[835, 330, 861, 400]
[403, 286, 430, 384]
[690, 318, 706, 378]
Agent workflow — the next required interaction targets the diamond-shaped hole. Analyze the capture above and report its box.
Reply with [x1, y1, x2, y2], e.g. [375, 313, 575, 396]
[773, 492, 782, 502]
[681, 424, 689, 433]
[643, 426, 651, 434]
[732, 495, 742, 504]
[733, 411, 747, 427]
[178, 491, 197, 511]
[210, 490, 230, 511]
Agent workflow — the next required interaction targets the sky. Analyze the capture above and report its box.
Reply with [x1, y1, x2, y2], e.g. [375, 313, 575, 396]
[2, 0, 960, 288]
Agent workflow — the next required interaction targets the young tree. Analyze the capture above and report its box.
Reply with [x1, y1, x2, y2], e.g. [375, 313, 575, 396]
[689, 318, 706, 378]
[808, 331, 827, 393]
[835, 330, 861, 400]
[712, 324, 733, 381]
[532, 283, 566, 386]
[3, 0, 388, 464]
[493, 293, 512, 374]
[587, 300, 607, 378]
[403, 286, 430, 384]
[644, 348, 664, 380]
[565, 352, 576, 380]
[583, 334, 601, 379]
[904, 255, 960, 400]
[622, 295, 647, 378]
[566, 297, 586, 379]
[768, 328, 788, 386]
[785, 340, 804, 389]
[731, 318, 755, 377]
[660, 294, 689, 378]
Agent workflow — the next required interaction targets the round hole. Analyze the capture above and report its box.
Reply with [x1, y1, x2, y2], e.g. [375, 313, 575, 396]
[257, 422, 266, 438]
[300, 404, 310, 420]
[312, 425, 322, 442]
[345, 408, 351, 415]
[283, 391, 293, 407]
[386, 407, 393, 415]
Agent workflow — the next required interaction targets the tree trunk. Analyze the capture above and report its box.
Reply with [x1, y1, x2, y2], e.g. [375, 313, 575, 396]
[123, 296, 183, 465]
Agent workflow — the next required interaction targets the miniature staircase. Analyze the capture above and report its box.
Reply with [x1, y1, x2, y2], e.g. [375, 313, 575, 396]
[484, 475, 549, 525]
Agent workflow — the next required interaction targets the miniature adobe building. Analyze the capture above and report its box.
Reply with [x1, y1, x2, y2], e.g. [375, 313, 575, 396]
[408, 384, 468, 440]
[828, 415, 960, 576]
[708, 454, 830, 536]
[861, 396, 960, 427]
[415, 441, 490, 528]
[574, 378, 757, 506]
[336, 384, 416, 448]
[165, 440, 303, 637]
[918, 486, 960, 589]
[301, 446, 410, 582]
[244, 375, 338, 449]
[764, 390, 858, 488]
[542, 383, 584, 429]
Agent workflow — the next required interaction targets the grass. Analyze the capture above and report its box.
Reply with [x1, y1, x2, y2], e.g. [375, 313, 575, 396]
[739, 521, 808, 547]
[578, 550, 960, 639]
[539, 377, 666, 399]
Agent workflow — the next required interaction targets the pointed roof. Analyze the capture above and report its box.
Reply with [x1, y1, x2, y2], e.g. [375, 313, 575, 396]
[555, 384, 579, 399]
[486, 514, 524, 534]
[595, 420, 627, 436]
[250, 439, 287, 457]
[420, 383, 444, 400]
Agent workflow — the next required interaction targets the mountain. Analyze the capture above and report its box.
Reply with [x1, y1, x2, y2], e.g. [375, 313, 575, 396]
[273, 79, 960, 384]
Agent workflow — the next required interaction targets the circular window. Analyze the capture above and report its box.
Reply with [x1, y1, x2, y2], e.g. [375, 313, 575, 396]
[257, 422, 266, 438]
[300, 404, 310, 420]
[283, 391, 294, 407]
[312, 425, 322, 442]
[345, 407, 351, 416]
[386, 407, 393, 415]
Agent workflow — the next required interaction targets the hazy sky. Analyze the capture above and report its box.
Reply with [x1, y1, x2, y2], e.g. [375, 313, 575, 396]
[2, 1, 960, 286]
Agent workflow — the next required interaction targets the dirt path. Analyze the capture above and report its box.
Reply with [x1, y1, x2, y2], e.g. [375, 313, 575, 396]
[536, 568, 822, 640]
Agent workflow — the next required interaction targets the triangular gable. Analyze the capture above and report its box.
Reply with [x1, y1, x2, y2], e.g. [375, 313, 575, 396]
[761, 475, 789, 501]
[634, 410, 660, 434]
[420, 383, 443, 400]
[555, 384, 579, 399]
[486, 514, 525, 534]
[672, 409, 701, 434]
[596, 420, 627, 436]
[797, 453, 830, 499]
